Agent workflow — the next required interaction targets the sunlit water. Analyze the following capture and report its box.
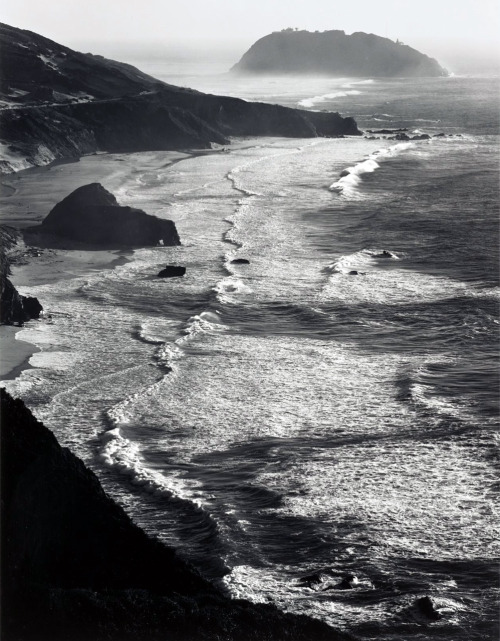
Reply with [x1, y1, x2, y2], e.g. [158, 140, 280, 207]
[2, 69, 499, 640]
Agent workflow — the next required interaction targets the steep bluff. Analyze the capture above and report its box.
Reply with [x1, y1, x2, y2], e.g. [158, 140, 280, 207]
[231, 29, 447, 77]
[37, 183, 180, 246]
[0, 389, 353, 641]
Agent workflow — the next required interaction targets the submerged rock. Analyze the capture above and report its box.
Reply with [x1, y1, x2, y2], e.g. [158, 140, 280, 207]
[39, 183, 180, 247]
[157, 265, 186, 278]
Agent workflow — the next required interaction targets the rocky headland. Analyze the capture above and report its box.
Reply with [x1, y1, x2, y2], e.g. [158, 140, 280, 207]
[0, 225, 43, 324]
[0, 389, 353, 641]
[32, 183, 180, 246]
[0, 23, 361, 174]
[231, 29, 447, 77]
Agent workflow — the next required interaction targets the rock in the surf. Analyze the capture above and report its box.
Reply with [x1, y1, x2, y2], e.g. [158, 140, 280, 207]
[230, 258, 250, 264]
[334, 574, 360, 590]
[157, 265, 186, 278]
[39, 183, 180, 247]
[373, 250, 396, 259]
[414, 596, 442, 620]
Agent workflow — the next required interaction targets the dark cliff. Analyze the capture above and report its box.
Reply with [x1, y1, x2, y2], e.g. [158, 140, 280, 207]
[0, 226, 43, 324]
[37, 183, 180, 246]
[231, 29, 447, 77]
[0, 389, 353, 641]
[0, 23, 360, 173]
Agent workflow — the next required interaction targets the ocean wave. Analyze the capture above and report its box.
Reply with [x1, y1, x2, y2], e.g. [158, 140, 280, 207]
[297, 78, 374, 109]
[177, 309, 225, 345]
[329, 141, 415, 198]
[298, 89, 361, 109]
[214, 277, 253, 302]
[99, 420, 207, 508]
[326, 248, 400, 274]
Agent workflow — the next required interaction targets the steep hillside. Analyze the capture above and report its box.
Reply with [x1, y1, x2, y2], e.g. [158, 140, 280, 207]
[0, 23, 361, 173]
[1, 389, 353, 641]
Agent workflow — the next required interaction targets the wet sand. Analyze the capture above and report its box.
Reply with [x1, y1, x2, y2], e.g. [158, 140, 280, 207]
[0, 144, 251, 381]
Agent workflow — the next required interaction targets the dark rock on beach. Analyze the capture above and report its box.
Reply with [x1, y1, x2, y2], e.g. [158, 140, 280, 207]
[158, 265, 186, 278]
[0, 226, 43, 325]
[36, 183, 180, 247]
[1, 389, 352, 641]
[230, 258, 250, 264]
[231, 29, 447, 77]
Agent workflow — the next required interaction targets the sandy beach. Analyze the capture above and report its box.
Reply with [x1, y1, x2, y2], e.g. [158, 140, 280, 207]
[0, 148, 200, 382]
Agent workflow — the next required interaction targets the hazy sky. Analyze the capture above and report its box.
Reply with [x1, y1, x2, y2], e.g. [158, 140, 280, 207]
[2, 0, 499, 70]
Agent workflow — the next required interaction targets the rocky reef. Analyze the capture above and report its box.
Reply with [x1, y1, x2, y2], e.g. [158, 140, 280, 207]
[35, 183, 180, 246]
[0, 389, 352, 641]
[231, 29, 447, 77]
[0, 226, 43, 324]
[0, 23, 361, 174]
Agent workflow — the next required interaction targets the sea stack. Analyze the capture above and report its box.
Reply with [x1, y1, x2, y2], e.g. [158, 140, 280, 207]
[39, 183, 180, 246]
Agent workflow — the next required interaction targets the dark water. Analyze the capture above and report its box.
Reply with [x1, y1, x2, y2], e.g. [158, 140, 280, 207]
[3, 75, 499, 639]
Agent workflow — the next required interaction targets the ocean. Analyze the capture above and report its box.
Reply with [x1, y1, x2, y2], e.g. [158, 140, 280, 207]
[2, 68, 499, 639]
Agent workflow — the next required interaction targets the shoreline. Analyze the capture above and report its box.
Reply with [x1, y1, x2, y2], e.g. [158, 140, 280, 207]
[1, 247, 134, 382]
[0, 325, 40, 380]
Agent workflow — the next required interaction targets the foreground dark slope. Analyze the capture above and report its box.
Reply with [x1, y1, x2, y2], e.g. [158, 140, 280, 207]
[231, 29, 447, 77]
[0, 389, 353, 641]
[0, 23, 360, 172]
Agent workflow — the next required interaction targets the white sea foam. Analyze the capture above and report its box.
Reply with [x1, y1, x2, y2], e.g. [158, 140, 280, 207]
[214, 277, 253, 302]
[297, 78, 374, 109]
[329, 141, 415, 197]
[326, 248, 400, 274]
[298, 90, 361, 109]
[99, 422, 205, 505]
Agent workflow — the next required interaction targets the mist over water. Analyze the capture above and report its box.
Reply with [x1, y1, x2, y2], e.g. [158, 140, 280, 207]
[2, 69, 499, 640]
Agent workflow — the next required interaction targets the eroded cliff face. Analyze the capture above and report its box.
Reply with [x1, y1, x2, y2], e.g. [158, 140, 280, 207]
[0, 226, 43, 324]
[0, 23, 361, 174]
[0, 389, 351, 641]
[231, 29, 448, 77]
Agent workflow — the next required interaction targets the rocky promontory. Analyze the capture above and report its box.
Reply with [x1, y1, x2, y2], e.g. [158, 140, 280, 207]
[0, 389, 352, 641]
[0, 23, 361, 174]
[0, 226, 43, 324]
[35, 183, 180, 246]
[231, 29, 447, 77]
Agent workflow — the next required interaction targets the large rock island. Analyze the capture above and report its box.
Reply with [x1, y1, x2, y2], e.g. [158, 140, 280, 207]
[231, 29, 447, 77]
[0, 23, 360, 174]
[0, 389, 352, 641]
[35, 183, 180, 246]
